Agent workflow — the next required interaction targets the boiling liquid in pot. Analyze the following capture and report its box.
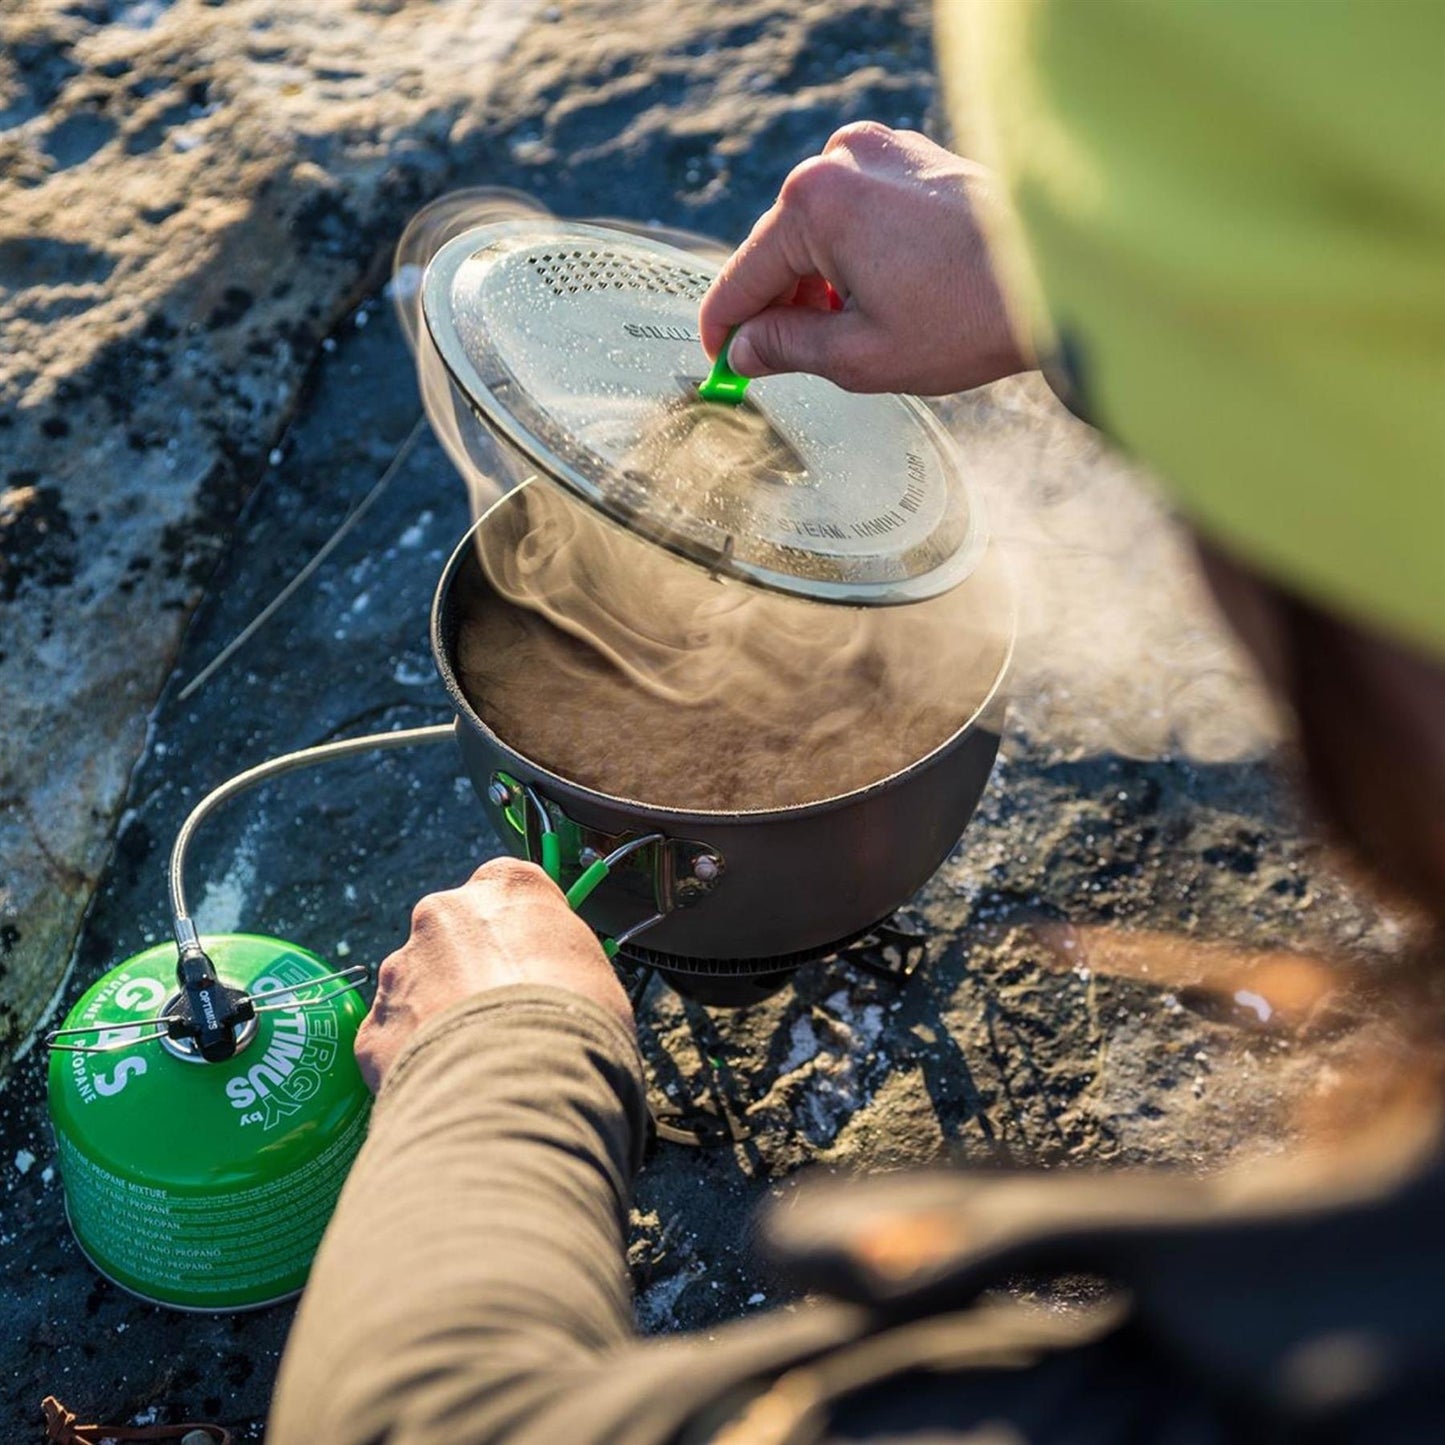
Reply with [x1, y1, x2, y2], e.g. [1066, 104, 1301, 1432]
[455, 482, 1011, 811]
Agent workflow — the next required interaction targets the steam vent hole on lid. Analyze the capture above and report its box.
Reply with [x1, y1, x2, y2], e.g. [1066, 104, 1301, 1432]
[455, 482, 1012, 813]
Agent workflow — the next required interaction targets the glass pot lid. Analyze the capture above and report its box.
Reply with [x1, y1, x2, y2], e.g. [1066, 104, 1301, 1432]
[422, 218, 985, 605]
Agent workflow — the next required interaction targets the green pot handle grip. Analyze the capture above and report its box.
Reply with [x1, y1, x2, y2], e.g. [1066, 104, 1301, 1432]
[488, 773, 670, 957]
[565, 857, 612, 909]
[540, 830, 562, 884]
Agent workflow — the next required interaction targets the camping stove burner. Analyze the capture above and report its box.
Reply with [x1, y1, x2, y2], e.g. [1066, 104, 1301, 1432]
[618, 913, 929, 1009]
[619, 914, 928, 1146]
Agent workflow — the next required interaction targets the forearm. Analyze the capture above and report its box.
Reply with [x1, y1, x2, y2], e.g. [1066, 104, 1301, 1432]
[270, 986, 650, 1444]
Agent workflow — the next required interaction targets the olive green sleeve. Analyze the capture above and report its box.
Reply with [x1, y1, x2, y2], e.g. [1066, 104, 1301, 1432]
[268, 985, 857, 1445]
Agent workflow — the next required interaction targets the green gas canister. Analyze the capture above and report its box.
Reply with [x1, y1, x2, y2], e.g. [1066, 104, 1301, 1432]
[47, 933, 370, 1312]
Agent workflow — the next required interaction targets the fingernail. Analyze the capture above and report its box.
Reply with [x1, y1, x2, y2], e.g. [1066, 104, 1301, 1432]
[727, 331, 759, 377]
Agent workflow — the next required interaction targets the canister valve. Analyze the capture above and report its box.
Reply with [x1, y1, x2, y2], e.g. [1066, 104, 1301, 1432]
[171, 941, 257, 1062]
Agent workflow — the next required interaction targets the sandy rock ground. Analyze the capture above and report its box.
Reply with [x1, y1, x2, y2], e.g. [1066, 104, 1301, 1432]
[0, 0, 541, 1058]
[0, 0, 1418, 1439]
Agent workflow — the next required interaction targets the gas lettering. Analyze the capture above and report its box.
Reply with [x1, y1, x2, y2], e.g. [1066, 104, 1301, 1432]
[115, 977, 167, 1013]
[94, 1056, 147, 1097]
[72, 975, 166, 1102]
[93, 1024, 145, 1052]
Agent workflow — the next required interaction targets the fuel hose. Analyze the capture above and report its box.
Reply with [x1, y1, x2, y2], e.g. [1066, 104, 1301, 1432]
[166, 724, 662, 958]
[167, 724, 456, 952]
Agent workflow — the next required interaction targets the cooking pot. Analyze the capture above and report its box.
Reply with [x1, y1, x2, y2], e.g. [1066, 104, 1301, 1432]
[411, 200, 1013, 987]
[431, 483, 1010, 976]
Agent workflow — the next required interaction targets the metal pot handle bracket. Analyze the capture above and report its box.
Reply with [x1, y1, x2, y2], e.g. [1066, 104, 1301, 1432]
[489, 772, 751, 1150]
[485, 771, 724, 954]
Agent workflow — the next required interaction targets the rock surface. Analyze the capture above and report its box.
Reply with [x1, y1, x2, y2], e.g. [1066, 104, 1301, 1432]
[0, 0, 1415, 1439]
[0, 0, 541, 1059]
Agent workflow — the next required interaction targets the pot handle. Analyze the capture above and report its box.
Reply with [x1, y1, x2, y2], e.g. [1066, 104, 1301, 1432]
[563, 833, 667, 958]
[491, 772, 670, 956]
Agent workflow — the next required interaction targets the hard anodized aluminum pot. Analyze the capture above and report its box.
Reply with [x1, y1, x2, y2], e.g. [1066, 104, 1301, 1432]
[431, 489, 1011, 972]
[47, 934, 371, 1311]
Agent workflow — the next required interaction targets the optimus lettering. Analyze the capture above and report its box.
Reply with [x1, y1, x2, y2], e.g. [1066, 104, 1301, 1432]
[224, 965, 341, 1131]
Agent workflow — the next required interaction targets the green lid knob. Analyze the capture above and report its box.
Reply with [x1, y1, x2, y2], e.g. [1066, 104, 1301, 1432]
[697, 327, 751, 405]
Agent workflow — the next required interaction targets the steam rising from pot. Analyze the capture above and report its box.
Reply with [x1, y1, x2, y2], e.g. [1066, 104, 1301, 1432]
[459, 482, 1011, 809]
[393, 189, 554, 517]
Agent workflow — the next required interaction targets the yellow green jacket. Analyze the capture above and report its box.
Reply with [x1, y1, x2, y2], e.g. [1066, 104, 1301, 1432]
[939, 0, 1444, 657]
